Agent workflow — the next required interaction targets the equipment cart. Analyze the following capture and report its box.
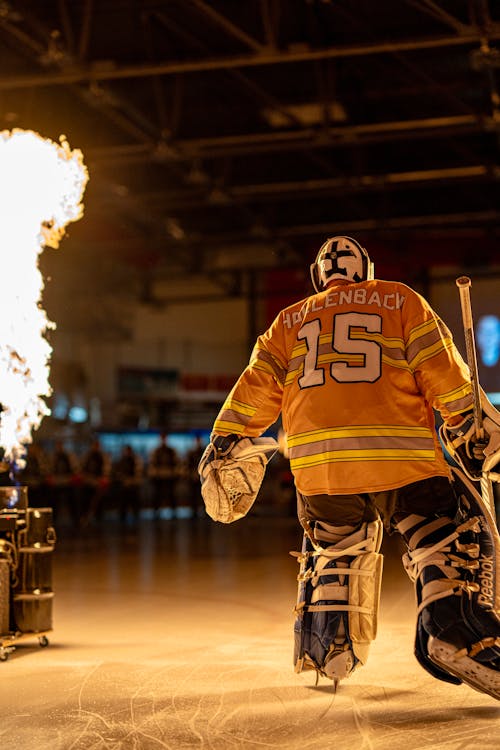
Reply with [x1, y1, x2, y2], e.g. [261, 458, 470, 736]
[0, 486, 56, 661]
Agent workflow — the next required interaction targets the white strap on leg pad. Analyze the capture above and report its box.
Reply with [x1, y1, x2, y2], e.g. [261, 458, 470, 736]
[200, 437, 278, 523]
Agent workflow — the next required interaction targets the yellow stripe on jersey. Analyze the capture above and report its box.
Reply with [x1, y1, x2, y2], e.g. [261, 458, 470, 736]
[350, 330, 404, 348]
[290, 330, 405, 357]
[252, 359, 277, 377]
[287, 424, 431, 447]
[223, 398, 256, 417]
[434, 382, 473, 416]
[381, 353, 412, 370]
[350, 330, 410, 368]
[252, 348, 287, 385]
[212, 419, 247, 435]
[406, 316, 454, 369]
[407, 337, 454, 370]
[213, 397, 257, 435]
[291, 448, 436, 470]
[406, 318, 436, 347]
[317, 353, 364, 367]
[441, 381, 469, 398]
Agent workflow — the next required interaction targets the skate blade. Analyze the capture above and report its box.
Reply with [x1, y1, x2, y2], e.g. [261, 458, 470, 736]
[295, 655, 345, 690]
[428, 637, 500, 701]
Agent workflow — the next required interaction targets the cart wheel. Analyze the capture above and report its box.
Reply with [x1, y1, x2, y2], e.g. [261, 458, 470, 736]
[39, 636, 49, 648]
[0, 650, 8, 662]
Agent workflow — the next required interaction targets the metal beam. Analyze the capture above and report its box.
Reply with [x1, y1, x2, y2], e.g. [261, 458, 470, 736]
[175, 210, 500, 248]
[110, 163, 497, 213]
[188, 0, 265, 52]
[259, 0, 278, 49]
[404, 0, 471, 34]
[0, 30, 499, 90]
[174, 114, 489, 156]
[85, 114, 491, 165]
[225, 165, 494, 201]
[78, 0, 94, 61]
[274, 210, 500, 238]
[57, 0, 76, 55]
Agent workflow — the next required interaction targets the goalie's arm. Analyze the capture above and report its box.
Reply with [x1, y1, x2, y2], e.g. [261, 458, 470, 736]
[201, 360, 282, 502]
[212, 323, 287, 439]
[198, 317, 287, 522]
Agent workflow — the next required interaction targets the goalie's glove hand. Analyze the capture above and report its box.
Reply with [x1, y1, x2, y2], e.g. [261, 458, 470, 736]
[440, 412, 486, 480]
[198, 434, 241, 483]
[197, 434, 278, 524]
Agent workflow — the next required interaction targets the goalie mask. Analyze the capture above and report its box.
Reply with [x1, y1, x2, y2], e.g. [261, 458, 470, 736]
[310, 236, 374, 292]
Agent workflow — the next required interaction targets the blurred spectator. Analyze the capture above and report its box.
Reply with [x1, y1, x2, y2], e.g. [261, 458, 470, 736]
[112, 444, 143, 524]
[18, 442, 50, 508]
[46, 439, 81, 529]
[185, 435, 207, 518]
[147, 432, 180, 518]
[80, 438, 111, 526]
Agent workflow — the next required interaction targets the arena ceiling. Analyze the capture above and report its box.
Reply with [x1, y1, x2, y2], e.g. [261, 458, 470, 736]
[1, 0, 499, 309]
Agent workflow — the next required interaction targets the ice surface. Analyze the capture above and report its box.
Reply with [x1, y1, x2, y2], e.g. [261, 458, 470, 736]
[0, 513, 498, 749]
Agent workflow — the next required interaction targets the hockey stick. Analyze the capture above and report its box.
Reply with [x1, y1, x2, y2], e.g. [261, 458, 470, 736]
[456, 276, 496, 515]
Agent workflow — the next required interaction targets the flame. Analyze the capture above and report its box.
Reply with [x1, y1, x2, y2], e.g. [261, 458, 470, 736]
[0, 129, 88, 465]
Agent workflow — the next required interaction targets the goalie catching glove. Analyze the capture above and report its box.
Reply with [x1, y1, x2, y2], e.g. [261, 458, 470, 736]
[440, 397, 500, 481]
[198, 434, 278, 523]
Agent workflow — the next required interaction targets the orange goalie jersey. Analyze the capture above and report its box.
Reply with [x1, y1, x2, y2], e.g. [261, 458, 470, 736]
[213, 278, 473, 495]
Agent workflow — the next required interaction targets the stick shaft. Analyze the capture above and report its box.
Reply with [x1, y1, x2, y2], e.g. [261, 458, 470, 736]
[456, 276, 483, 438]
[455, 277, 496, 515]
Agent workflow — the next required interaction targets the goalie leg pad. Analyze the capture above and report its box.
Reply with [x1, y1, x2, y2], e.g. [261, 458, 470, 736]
[394, 466, 500, 700]
[293, 517, 384, 682]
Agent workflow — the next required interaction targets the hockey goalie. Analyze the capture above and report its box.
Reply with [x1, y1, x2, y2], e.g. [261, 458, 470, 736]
[199, 234, 500, 700]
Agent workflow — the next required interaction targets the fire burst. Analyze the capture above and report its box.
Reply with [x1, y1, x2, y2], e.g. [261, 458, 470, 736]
[0, 129, 88, 466]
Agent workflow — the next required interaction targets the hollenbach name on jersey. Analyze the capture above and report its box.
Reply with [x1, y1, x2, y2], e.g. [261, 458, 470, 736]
[283, 287, 406, 329]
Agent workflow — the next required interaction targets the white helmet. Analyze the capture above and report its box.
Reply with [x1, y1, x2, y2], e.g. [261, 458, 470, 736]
[310, 236, 374, 292]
